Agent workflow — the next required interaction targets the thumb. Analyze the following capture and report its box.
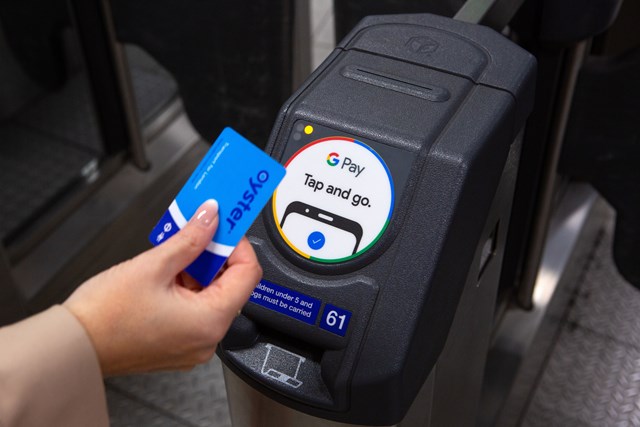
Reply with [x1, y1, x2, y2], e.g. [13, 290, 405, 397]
[199, 237, 262, 319]
[152, 199, 220, 277]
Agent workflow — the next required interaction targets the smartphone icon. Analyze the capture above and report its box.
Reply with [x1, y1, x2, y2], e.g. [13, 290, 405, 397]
[280, 201, 363, 259]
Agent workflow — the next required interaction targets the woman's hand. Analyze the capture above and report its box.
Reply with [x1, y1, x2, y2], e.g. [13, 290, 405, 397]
[64, 200, 262, 376]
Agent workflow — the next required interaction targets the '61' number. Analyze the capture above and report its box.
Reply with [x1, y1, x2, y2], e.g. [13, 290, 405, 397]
[320, 304, 351, 336]
[325, 310, 347, 330]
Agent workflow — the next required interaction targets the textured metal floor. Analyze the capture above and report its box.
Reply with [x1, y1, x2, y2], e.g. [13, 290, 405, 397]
[0, 123, 95, 242]
[518, 213, 640, 427]
[0, 47, 177, 244]
[106, 357, 231, 427]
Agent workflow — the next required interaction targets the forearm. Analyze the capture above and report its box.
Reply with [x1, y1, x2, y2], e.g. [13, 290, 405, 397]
[0, 305, 108, 427]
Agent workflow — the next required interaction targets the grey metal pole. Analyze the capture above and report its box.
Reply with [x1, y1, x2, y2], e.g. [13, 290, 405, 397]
[454, 0, 525, 29]
[516, 41, 589, 308]
[293, 0, 313, 90]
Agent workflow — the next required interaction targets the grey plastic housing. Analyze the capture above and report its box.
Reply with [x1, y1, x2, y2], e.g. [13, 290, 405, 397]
[219, 13, 535, 425]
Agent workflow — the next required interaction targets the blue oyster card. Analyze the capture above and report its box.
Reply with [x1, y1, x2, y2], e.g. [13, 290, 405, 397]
[149, 127, 286, 286]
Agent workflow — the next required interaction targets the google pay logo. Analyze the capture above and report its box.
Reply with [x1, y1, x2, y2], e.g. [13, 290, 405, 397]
[326, 152, 340, 166]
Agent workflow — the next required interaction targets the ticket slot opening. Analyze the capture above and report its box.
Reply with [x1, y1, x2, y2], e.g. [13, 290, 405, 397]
[341, 65, 450, 102]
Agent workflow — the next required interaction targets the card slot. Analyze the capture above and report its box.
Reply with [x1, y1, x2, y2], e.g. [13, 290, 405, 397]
[341, 65, 450, 102]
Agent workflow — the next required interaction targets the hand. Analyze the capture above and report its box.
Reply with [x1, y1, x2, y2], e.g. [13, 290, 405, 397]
[64, 200, 262, 376]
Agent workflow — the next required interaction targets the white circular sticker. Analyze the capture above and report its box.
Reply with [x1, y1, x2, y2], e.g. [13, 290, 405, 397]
[273, 137, 394, 263]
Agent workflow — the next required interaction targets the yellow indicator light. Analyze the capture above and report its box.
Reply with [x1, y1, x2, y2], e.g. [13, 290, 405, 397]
[304, 125, 314, 135]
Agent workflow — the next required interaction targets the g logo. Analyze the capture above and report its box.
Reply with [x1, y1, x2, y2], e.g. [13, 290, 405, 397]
[326, 152, 340, 166]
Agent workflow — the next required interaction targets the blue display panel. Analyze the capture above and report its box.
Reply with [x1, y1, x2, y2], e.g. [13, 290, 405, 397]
[250, 280, 322, 325]
[319, 304, 352, 336]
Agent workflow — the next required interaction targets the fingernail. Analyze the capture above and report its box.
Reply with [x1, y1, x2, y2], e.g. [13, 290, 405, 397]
[195, 199, 218, 228]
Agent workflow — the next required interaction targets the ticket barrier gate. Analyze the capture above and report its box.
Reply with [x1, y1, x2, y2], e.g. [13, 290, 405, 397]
[218, 14, 535, 426]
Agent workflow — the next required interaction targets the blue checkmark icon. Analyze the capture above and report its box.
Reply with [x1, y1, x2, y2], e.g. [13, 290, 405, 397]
[307, 231, 326, 250]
